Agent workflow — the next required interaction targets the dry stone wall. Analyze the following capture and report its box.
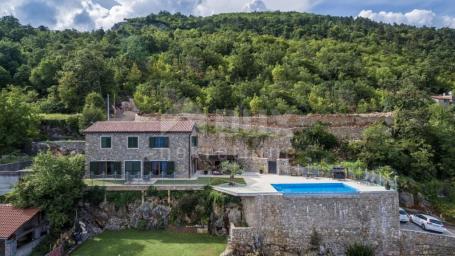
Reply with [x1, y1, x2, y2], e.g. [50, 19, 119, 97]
[137, 113, 390, 169]
[400, 229, 455, 256]
[239, 191, 400, 256]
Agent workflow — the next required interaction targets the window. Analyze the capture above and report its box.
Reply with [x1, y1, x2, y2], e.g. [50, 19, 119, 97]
[127, 137, 138, 148]
[100, 137, 111, 148]
[149, 137, 169, 148]
[191, 136, 198, 147]
[125, 161, 141, 179]
[90, 161, 121, 178]
[143, 161, 175, 177]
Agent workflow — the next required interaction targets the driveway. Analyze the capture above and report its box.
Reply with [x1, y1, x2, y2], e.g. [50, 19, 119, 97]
[401, 221, 455, 237]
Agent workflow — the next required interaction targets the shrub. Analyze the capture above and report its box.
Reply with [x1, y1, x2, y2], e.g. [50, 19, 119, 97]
[106, 191, 141, 208]
[83, 186, 106, 206]
[346, 243, 374, 256]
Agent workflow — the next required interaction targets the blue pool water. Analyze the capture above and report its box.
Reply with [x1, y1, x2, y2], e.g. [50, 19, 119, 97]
[272, 183, 358, 194]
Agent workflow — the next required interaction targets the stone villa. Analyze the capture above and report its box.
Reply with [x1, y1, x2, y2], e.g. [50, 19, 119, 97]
[84, 120, 198, 180]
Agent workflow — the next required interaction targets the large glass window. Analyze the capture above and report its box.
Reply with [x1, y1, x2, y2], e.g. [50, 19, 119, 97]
[90, 161, 121, 178]
[149, 137, 169, 148]
[127, 137, 138, 148]
[100, 137, 111, 148]
[125, 161, 141, 179]
[143, 161, 175, 177]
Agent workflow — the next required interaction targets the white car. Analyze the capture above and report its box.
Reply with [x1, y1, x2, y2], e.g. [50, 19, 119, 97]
[411, 214, 447, 233]
[399, 208, 409, 223]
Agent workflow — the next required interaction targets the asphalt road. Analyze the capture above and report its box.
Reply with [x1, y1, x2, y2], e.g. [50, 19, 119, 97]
[401, 221, 455, 237]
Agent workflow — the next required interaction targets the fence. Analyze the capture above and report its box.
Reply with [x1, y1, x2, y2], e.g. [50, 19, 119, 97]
[289, 165, 398, 190]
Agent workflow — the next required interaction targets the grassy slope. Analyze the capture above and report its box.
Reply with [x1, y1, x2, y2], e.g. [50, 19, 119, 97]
[71, 230, 226, 256]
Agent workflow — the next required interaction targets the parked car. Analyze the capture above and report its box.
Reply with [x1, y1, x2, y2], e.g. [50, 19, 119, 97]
[410, 214, 447, 233]
[399, 208, 409, 223]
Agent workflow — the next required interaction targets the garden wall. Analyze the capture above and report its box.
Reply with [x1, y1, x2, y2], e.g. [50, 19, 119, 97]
[400, 229, 455, 256]
[238, 191, 400, 255]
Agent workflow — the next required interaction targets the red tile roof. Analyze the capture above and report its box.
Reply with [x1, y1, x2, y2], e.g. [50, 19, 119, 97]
[84, 120, 196, 133]
[0, 204, 40, 239]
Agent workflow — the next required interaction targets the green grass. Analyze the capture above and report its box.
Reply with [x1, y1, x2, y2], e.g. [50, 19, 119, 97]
[83, 179, 125, 186]
[84, 177, 246, 187]
[39, 113, 80, 121]
[152, 177, 245, 186]
[71, 230, 227, 256]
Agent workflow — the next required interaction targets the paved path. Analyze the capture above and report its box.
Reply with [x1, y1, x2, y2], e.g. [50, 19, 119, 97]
[401, 221, 455, 237]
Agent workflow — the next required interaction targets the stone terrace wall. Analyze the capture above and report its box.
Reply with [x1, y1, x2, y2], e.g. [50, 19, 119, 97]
[240, 191, 400, 256]
[137, 113, 391, 164]
[400, 229, 455, 256]
[136, 112, 391, 139]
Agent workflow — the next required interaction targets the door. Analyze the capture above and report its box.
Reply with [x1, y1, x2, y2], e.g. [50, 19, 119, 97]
[268, 161, 277, 174]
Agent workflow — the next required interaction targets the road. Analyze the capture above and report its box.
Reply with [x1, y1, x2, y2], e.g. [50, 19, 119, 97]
[401, 221, 455, 237]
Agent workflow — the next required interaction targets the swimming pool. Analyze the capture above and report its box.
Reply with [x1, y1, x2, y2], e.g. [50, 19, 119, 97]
[272, 183, 358, 194]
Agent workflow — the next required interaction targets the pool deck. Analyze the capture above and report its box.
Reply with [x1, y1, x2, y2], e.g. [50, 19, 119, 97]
[214, 173, 391, 196]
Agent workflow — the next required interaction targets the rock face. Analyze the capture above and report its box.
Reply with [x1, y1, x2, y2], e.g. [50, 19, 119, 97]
[399, 192, 414, 208]
[78, 196, 242, 238]
[79, 199, 171, 234]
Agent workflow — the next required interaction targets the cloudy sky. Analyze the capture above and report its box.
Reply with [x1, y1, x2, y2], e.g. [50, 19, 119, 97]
[1, 0, 455, 31]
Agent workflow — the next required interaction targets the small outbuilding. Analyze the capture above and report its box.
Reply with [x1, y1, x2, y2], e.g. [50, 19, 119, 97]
[0, 204, 48, 256]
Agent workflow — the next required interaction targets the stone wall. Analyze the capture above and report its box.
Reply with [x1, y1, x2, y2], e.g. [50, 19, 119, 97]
[32, 140, 85, 155]
[137, 113, 390, 170]
[400, 229, 455, 256]
[239, 191, 400, 256]
[0, 161, 32, 172]
[229, 224, 258, 254]
[85, 131, 197, 179]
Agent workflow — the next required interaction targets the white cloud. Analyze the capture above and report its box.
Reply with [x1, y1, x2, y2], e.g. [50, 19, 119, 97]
[358, 9, 455, 29]
[242, 0, 268, 12]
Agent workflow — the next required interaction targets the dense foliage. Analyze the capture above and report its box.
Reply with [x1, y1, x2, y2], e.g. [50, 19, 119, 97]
[0, 12, 454, 115]
[0, 86, 39, 154]
[7, 152, 86, 232]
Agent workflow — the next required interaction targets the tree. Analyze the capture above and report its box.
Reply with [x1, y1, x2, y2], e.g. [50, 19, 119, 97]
[79, 92, 106, 130]
[220, 161, 243, 186]
[133, 82, 172, 113]
[58, 49, 114, 111]
[0, 86, 39, 154]
[7, 152, 86, 233]
[29, 58, 60, 95]
[292, 122, 339, 164]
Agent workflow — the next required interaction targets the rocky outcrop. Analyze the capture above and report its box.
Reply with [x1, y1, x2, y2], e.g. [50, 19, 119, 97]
[78, 196, 243, 238]
[399, 192, 414, 208]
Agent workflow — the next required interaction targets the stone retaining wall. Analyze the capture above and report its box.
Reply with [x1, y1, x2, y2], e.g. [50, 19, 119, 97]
[0, 161, 32, 172]
[32, 140, 85, 155]
[239, 191, 400, 256]
[400, 229, 455, 256]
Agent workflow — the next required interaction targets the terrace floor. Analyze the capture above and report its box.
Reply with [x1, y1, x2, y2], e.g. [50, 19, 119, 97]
[213, 173, 390, 196]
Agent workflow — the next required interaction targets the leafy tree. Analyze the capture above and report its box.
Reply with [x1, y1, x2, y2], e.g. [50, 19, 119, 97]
[133, 82, 172, 113]
[58, 49, 114, 111]
[0, 86, 39, 154]
[79, 92, 106, 130]
[7, 152, 86, 233]
[292, 122, 339, 164]
[30, 58, 60, 95]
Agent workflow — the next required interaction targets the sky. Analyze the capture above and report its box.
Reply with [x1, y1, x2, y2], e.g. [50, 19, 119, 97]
[1, 0, 455, 31]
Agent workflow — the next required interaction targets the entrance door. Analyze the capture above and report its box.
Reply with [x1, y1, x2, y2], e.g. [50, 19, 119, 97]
[268, 161, 277, 174]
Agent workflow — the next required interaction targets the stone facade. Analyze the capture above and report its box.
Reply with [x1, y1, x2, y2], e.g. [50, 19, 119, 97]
[85, 129, 197, 179]
[238, 191, 400, 256]
[400, 229, 455, 256]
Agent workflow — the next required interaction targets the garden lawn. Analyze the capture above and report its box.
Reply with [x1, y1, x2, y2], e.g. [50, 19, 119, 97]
[71, 230, 227, 256]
